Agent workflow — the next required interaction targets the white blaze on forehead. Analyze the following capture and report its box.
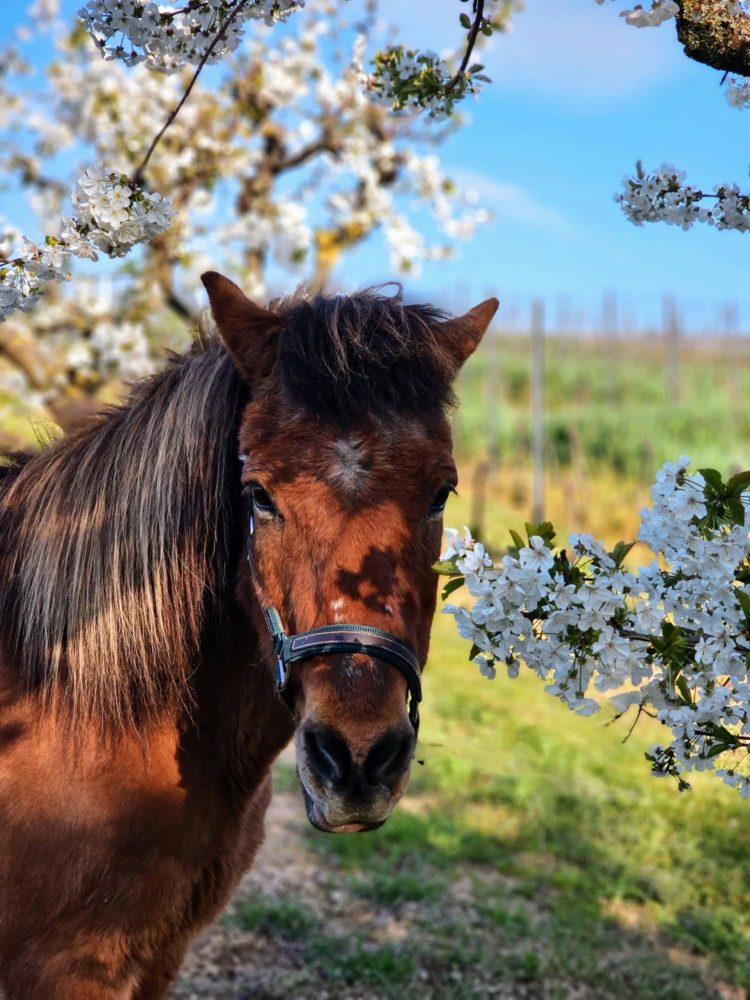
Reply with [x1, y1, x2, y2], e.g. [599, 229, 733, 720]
[329, 436, 370, 495]
[330, 597, 346, 622]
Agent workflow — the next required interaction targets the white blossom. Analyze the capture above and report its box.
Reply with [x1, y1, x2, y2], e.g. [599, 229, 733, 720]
[0, 166, 173, 321]
[595, 0, 747, 27]
[442, 460, 750, 795]
[726, 76, 750, 110]
[77, 0, 304, 73]
[616, 163, 750, 232]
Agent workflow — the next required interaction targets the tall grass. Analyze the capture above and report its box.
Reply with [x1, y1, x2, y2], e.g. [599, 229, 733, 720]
[455, 332, 750, 481]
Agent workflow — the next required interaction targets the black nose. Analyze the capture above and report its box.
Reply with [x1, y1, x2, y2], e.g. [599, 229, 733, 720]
[302, 726, 351, 785]
[364, 727, 416, 788]
[302, 724, 416, 791]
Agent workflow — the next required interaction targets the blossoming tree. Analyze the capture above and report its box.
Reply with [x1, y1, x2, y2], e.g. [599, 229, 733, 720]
[4, 2, 750, 798]
[0, 0, 490, 440]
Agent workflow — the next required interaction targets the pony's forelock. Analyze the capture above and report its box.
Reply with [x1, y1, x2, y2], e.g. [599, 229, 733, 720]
[271, 286, 457, 422]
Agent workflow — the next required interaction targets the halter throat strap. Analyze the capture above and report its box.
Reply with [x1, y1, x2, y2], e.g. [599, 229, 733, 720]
[246, 506, 422, 729]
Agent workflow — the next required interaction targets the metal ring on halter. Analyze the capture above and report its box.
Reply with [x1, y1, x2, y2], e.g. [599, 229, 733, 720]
[245, 500, 422, 730]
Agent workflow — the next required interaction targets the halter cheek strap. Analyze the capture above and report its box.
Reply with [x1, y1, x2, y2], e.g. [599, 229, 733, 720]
[246, 505, 422, 730]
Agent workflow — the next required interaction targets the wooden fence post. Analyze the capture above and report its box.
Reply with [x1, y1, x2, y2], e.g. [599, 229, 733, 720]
[663, 294, 680, 404]
[531, 299, 545, 524]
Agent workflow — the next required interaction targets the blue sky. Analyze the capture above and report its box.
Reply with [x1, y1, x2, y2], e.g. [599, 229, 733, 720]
[1, 0, 748, 332]
[340, 0, 750, 332]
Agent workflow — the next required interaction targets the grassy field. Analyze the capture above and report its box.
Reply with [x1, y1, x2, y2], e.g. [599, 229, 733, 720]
[455, 331, 750, 482]
[202, 465, 750, 999]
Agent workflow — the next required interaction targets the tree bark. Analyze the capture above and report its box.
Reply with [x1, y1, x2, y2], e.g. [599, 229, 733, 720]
[676, 1, 750, 76]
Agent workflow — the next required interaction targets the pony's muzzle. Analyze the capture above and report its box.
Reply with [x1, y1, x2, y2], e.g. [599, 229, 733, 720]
[295, 720, 416, 833]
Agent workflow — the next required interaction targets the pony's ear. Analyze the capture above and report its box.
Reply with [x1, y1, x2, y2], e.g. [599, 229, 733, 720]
[437, 298, 499, 373]
[201, 271, 282, 385]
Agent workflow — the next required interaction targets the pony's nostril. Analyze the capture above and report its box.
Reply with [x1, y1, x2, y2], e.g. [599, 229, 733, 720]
[303, 726, 351, 785]
[364, 727, 415, 788]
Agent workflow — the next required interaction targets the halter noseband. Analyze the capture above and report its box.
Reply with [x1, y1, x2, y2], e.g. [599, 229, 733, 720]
[246, 504, 422, 729]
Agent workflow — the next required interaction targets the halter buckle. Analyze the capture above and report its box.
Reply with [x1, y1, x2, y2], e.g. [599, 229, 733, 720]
[275, 654, 288, 690]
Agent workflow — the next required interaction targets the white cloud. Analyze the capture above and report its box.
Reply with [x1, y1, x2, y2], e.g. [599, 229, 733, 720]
[374, 0, 687, 102]
[454, 168, 578, 236]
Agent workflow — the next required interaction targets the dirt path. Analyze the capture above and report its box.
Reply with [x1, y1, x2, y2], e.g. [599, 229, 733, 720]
[168, 769, 743, 1000]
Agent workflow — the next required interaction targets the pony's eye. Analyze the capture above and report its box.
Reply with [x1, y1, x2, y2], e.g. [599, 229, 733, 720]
[250, 485, 277, 516]
[428, 484, 456, 517]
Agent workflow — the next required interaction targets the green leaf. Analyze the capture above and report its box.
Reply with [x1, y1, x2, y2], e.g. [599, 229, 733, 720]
[432, 559, 462, 576]
[509, 529, 525, 551]
[441, 577, 465, 600]
[737, 588, 750, 622]
[459, 12, 472, 28]
[469, 643, 483, 661]
[468, 63, 485, 73]
[698, 468, 723, 491]
[726, 496, 745, 526]
[610, 540, 636, 567]
[524, 520, 556, 545]
[704, 742, 732, 760]
[727, 471, 750, 494]
[675, 674, 692, 704]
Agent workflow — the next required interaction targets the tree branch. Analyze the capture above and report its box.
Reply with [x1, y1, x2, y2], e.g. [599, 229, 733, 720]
[132, 0, 249, 185]
[167, 289, 197, 324]
[676, 0, 750, 76]
[446, 0, 486, 93]
[0, 328, 51, 391]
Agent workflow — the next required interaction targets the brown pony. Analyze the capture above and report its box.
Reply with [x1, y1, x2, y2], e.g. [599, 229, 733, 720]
[0, 273, 496, 999]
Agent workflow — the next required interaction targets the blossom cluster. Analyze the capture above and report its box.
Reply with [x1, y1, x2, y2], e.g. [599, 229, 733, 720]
[365, 1, 523, 121]
[0, 2, 488, 430]
[726, 76, 750, 110]
[366, 46, 488, 123]
[67, 318, 152, 381]
[0, 165, 173, 321]
[439, 460, 750, 796]
[595, 0, 679, 28]
[617, 163, 750, 232]
[595, 0, 749, 26]
[78, 0, 304, 72]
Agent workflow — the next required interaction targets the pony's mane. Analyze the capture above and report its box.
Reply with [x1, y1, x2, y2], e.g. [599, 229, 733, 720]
[272, 286, 455, 421]
[0, 337, 245, 728]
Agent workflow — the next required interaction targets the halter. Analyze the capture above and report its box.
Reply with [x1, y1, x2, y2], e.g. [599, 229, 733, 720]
[246, 503, 422, 729]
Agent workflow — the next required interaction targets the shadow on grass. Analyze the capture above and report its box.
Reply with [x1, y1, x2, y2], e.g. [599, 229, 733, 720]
[279, 755, 748, 1000]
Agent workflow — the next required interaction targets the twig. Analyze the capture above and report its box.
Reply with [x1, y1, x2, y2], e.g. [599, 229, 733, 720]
[132, 0, 248, 186]
[445, 0, 485, 94]
[622, 703, 646, 743]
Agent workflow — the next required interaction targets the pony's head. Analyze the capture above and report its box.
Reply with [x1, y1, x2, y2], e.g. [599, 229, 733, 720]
[203, 273, 496, 833]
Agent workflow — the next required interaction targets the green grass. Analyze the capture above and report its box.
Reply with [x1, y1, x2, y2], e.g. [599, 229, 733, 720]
[454, 333, 750, 479]
[309, 939, 417, 988]
[300, 612, 750, 996]
[229, 895, 317, 939]
[349, 861, 446, 904]
[264, 424, 750, 996]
